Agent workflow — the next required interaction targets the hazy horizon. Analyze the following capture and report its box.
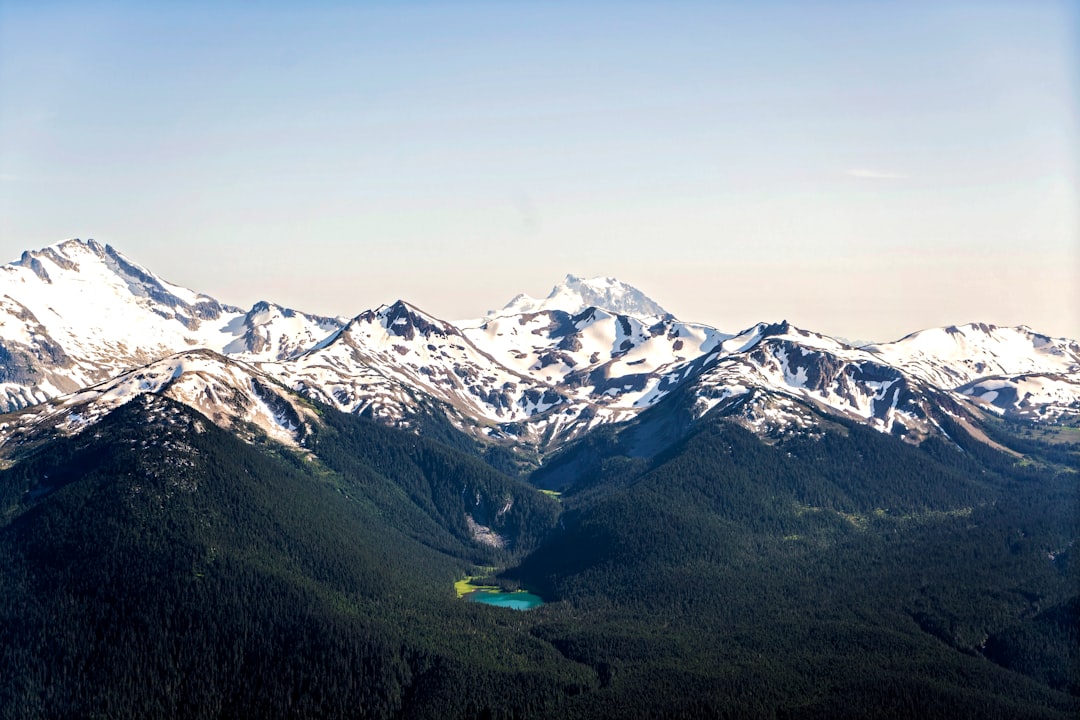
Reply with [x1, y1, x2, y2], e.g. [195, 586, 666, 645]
[2, 2, 1077, 341]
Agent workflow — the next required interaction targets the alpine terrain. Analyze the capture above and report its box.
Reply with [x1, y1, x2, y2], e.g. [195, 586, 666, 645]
[0, 239, 1076, 719]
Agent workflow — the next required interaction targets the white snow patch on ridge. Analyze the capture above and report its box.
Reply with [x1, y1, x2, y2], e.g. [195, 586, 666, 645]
[0, 350, 315, 449]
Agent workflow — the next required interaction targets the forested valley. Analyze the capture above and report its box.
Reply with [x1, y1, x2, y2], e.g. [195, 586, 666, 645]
[0, 392, 1076, 718]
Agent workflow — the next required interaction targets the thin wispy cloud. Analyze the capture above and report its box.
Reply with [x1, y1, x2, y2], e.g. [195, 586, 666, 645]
[845, 168, 909, 180]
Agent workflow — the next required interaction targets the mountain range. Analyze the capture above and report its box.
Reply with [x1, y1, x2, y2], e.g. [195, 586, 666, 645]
[2, 238, 1077, 461]
[0, 238, 1077, 718]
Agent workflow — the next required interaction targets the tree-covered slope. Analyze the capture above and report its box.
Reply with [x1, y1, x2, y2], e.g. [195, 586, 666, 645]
[508, 407, 1080, 718]
[0, 395, 584, 719]
[0, 388, 1076, 718]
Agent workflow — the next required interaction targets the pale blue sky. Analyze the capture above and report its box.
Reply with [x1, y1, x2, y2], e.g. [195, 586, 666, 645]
[1, 1, 1076, 340]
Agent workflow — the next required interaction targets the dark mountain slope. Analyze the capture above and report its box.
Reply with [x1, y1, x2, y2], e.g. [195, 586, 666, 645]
[307, 403, 560, 563]
[0, 395, 586, 719]
[507, 406, 1079, 718]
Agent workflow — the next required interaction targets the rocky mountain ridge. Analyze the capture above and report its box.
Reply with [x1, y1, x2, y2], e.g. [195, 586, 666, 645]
[1, 239, 1076, 456]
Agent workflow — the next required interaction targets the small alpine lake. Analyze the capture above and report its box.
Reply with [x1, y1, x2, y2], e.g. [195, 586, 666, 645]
[465, 590, 544, 610]
[455, 577, 545, 611]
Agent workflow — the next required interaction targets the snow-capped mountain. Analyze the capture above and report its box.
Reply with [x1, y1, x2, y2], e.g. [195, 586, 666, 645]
[267, 300, 567, 432]
[494, 274, 670, 318]
[686, 321, 943, 440]
[461, 307, 725, 404]
[0, 239, 345, 412]
[223, 300, 344, 361]
[0, 239, 1077, 458]
[0, 349, 317, 451]
[864, 323, 1080, 389]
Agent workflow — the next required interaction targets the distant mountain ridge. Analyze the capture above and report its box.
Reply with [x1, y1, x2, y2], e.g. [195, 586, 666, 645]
[1, 239, 1077, 457]
[493, 274, 671, 318]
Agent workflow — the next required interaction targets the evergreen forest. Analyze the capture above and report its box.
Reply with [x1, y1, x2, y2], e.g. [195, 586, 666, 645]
[0, 391, 1076, 718]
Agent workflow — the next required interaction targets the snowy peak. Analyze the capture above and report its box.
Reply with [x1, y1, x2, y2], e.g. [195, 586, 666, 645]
[223, 300, 345, 361]
[277, 298, 568, 431]
[356, 300, 463, 342]
[714, 320, 856, 358]
[0, 239, 345, 412]
[865, 323, 1080, 388]
[0, 238, 245, 408]
[11, 238, 237, 326]
[0, 238, 235, 359]
[689, 320, 933, 437]
[495, 274, 669, 318]
[461, 306, 726, 405]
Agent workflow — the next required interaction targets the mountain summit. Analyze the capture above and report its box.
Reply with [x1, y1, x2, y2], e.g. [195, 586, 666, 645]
[494, 274, 669, 318]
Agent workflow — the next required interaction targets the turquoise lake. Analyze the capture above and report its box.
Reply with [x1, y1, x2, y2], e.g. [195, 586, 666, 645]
[465, 591, 544, 610]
